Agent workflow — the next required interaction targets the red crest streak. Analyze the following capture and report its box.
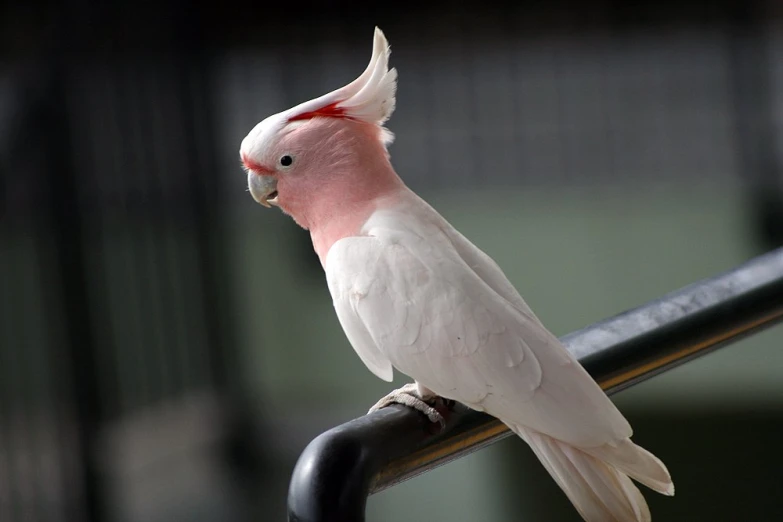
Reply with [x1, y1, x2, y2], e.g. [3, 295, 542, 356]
[288, 101, 350, 122]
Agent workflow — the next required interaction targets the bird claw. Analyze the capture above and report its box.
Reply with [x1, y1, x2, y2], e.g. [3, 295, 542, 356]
[368, 383, 446, 428]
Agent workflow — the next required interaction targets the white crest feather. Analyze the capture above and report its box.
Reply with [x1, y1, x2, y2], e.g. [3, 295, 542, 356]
[282, 27, 398, 144]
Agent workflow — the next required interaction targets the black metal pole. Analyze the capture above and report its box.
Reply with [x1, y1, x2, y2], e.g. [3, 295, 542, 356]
[288, 247, 783, 522]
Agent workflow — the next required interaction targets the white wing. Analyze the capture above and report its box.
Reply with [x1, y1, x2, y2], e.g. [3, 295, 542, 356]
[326, 238, 394, 382]
[325, 199, 631, 448]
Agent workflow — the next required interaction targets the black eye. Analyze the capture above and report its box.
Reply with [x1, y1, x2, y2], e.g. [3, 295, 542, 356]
[280, 155, 293, 167]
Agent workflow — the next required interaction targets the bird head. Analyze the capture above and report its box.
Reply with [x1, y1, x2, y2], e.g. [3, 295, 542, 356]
[239, 27, 399, 230]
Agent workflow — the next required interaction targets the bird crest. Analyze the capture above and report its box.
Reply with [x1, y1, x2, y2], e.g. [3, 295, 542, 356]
[282, 27, 398, 144]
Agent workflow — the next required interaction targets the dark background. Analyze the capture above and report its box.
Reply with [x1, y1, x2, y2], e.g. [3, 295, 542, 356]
[1, 1, 782, 520]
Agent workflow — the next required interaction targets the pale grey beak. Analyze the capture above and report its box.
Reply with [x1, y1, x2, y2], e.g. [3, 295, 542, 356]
[248, 172, 279, 208]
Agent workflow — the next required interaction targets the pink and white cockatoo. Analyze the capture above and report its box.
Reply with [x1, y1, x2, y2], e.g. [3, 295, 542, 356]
[240, 27, 674, 521]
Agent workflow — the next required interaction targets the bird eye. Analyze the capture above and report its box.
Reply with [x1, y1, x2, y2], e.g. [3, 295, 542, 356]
[279, 155, 293, 167]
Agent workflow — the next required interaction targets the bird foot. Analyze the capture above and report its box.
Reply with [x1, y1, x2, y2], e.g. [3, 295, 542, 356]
[368, 383, 447, 428]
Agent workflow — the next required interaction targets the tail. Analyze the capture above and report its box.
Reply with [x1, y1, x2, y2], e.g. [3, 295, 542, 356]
[510, 425, 674, 522]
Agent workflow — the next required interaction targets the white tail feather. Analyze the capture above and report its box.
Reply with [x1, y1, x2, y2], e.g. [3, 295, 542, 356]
[584, 438, 675, 496]
[511, 424, 673, 522]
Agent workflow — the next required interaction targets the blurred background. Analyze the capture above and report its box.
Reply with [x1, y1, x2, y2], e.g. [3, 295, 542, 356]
[2, 0, 783, 520]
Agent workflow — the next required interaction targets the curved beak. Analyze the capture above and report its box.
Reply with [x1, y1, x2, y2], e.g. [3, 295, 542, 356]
[248, 173, 279, 208]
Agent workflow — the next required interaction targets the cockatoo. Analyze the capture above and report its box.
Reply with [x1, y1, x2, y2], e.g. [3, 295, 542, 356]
[240, 27, 674, 521]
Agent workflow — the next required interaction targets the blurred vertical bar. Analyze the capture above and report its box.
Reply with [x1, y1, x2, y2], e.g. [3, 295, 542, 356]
[170, 0, 262, 481]
[730, 1, 783, 249]
[36, 1, 109, 520]
[43, 61, 108, 522]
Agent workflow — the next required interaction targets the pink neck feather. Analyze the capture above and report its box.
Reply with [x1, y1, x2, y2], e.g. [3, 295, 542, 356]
[309, 185, 403, 264]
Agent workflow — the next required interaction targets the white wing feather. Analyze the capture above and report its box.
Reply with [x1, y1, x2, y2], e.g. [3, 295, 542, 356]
[325, 192, 631, 448]
[326, 239, 394, 382]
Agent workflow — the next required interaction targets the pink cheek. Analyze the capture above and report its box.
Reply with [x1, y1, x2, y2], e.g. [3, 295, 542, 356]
[277, 176, 302, 201]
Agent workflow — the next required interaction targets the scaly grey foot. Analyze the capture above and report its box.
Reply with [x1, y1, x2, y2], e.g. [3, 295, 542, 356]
[368, 382, 446, 427]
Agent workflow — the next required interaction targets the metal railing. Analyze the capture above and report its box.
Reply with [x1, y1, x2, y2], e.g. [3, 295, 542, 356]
[287, 247, 783, 522]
